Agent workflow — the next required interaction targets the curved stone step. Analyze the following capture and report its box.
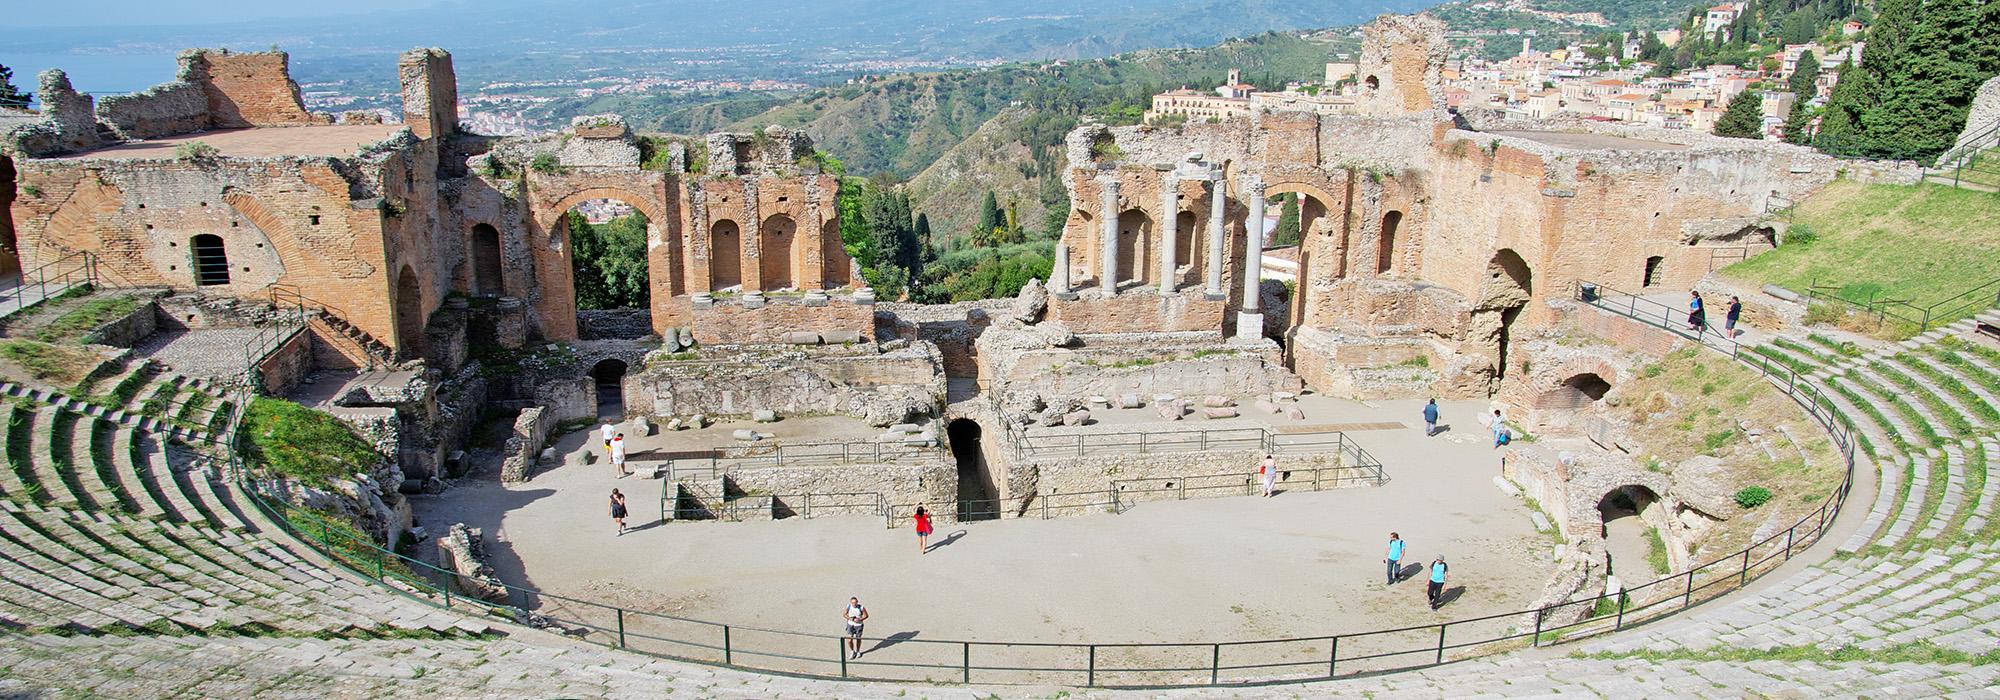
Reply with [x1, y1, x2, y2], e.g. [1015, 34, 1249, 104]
[1841, 367, 1934, 446]
[61, 413, 121, 513]
[1916, 443, 1968, 542]
[1841, 454, 1905, 553]
[1881, 456, 1931, 547]
[1871, 360, 1983, 437]
[0, 405, 37, 501]
[1966, 439, 2000, 538]
[26, 409, 79, 509]
[105, 426, 168, 521]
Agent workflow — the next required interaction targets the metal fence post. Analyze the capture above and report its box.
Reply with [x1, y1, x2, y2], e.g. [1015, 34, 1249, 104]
[1087, 644, 1096, 687]
[1328, 637, 1339, 677]
[723, 625, 732, 664]
[1210, 643, 1220, 684]
[1614, 592, 1626, 630]
[1683, 570, 1695, 608]
[1435, 624, 1446, 663]
[374, 545, 384, 580]
[839, 638, 848, 677]
[1785, 527, 1796, 560]
[617, 608, 627, 648]
[962, 641, 971, 684]
[1739, 548, 1751, 586]
[1532, 606, 1545, 646]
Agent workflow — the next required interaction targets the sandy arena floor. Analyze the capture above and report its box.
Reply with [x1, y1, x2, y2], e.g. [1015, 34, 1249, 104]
[414, 398, 1556, 664]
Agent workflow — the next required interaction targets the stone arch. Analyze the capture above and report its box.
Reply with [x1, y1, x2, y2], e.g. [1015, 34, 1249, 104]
[534, 186, 668, 235]
[393, 265, 426, 360]
[759, 213, 797, 291]
[1116, 208, 1152, 285]
[820, 218, 849, 287]
[710, 219, 743, 290]
[592, 358, 629, 419]
[1543, 372, 1613, 409]
[1378, 210, 1402, 274]
[1364, 75, 1381, 91]
[1598, 484, 1664, 578]
[470, 223, 504, 296]
[190, 234, 231, 286]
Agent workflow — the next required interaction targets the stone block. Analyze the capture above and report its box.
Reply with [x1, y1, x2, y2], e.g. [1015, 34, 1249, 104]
[1203, 395, 1232, 408]
[1254, 399, 1280, 414]
[1285, 406, 1305, 421]
[689, 414, 709, 428]
[1063, 409, 1093, 426]
[1153, 394, 1177, 406]
[665, 418, 684, 431]
[752, 410, 779, 423]
[1157, 403, 1182, 421]
[538, 447, 557, 464]
[628, 416, 653, 436]
[781, 331, 822, 345]
[731, 429, 762, 442]
[1202, 407, 1238, 419]
[887, 423, 921, 434]
[1118, 393, 1143, 409]
[822, 329, 863, 344]
[1273, 391, 1296, 401]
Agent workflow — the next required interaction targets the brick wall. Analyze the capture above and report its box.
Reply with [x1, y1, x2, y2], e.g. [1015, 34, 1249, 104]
[256, 327, 315, 396]
[689, 295, 874, 345]
[1046, 289, 1227, 334]
[397, 49, 457, 140]
[181, 50, 325, 128]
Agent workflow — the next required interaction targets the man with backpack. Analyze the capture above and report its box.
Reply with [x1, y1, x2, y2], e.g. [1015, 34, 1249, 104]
[1422, 399, 1440, 437]
[1427, 555, 1449, 610]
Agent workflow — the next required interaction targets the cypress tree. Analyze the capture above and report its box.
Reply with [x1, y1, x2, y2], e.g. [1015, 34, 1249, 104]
[1816, 0, 2000, 161]
[1789, 50, 1821, 99]
[976, 191, 1001, 239]
[1715, 90, 1767, 139]
[0, 65, 28, 106]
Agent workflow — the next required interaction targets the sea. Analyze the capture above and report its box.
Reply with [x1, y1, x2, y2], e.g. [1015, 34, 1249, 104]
[0, 53, 184, 103]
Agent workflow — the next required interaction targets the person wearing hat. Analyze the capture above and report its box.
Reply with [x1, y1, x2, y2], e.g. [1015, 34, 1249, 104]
[1427, 555, 1450, 610]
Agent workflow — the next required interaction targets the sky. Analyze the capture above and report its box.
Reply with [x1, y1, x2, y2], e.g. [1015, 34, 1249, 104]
[8, 0, 434, 27]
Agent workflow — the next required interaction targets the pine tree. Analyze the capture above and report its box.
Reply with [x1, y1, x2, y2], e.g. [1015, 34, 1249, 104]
[1715, 90, 1767, 139]
[1815, 0, 2000, 161]
[1789, 50, 1821, 99]
[0, 65, 27, 107]
[1783, 98, 1815, 144]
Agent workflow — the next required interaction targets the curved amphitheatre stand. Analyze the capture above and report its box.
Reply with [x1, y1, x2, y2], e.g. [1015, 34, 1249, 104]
[213, 281, 1859, 688]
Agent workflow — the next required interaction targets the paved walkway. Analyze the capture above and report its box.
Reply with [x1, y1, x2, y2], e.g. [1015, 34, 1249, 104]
[132, 327, 269, 378]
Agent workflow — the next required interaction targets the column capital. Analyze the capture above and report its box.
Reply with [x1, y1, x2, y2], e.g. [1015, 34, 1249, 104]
[1239, 174, 1266, 197]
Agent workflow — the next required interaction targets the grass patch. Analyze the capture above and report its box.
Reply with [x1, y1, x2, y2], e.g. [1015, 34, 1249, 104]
[1749, 345, 1818, 377]
[1845, 369, 1943, 446]
[0, 340, 99, 385]
[1576, 640, 2000, 666]
[1896, 354, 2000, 424]
[1871, 361, 1975, 437]
[1720, 181, 2000, 328]
[1826, 377, 1908, 451]
[33, 295, 140, 344]
[1805, 333, 1866, 358]
[1644, 526, 1670, 574]
[238, 398, 378, 487]
[138, 383, 181, 419]
[102, 363, 159, 407]
[1769, 337, 1840, 367]
[5, 404, 44, 504]
[277, 504, 424, 588]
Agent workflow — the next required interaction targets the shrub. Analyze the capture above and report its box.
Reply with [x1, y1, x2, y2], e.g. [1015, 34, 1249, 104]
[1782, 223, 1818, 246]
[529, 153, 562, 174]
[1734, 486, 1773, 508]
[175, 141, 219, 162]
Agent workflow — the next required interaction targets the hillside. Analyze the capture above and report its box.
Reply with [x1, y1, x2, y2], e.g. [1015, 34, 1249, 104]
[904, 106, 1053, 249]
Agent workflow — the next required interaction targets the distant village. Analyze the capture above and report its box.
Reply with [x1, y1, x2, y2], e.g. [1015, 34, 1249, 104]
[1147, 2, 1862, 139]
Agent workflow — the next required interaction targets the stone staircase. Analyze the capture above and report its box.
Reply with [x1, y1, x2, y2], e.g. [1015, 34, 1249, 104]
[9, 355, 236, 444]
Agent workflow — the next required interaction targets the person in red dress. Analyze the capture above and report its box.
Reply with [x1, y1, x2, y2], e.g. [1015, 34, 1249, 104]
[914, 506, 934, 554]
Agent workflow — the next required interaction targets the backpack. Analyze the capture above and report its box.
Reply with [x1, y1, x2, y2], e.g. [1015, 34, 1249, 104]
[1496, 429, 1512, 445]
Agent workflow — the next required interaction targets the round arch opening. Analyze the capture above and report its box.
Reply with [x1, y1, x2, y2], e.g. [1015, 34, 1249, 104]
[592, 358, 629, 419]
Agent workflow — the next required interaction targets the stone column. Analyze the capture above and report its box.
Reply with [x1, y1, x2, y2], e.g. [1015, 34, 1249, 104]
[1050, 242, 1074, 299]
[1158, 173, 1179, 294]
[1205, 171, 1227, 299]
[1235, 175, 1267, 341]
[1098, 178, 1121, 299]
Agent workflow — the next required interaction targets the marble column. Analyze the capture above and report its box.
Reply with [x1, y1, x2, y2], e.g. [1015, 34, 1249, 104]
[1158, 173, 1179, 294]
[1049, 242, 1073, 298]
[1099, 178, 1121, 299]
[1235, 175, 1267, 341]
[1205, 171, 1227, 298]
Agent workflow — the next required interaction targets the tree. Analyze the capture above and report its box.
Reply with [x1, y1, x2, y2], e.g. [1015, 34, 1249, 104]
[1815, 0, 2000, 161]
[1715, 90, 1767, 139]
[1789, 50, 1821, 99]
[1783, 99, 1816, 144]
[565, 211, 651, 310]
[976, 191, 1001, 238]
[1271, 193, 1301, 247]
[0, 64, 28, 107]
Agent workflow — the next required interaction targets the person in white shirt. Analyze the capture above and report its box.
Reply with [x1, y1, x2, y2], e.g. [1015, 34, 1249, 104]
[610, 433, 629, 478]
[1259, 454, 1278, 497]
[599, 420, 616, 453]
[843, 597, 870, 659]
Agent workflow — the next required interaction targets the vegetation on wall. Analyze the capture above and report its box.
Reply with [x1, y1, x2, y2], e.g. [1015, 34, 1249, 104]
[1813, 0, 2000, 161]
[239, 398, 378, 488]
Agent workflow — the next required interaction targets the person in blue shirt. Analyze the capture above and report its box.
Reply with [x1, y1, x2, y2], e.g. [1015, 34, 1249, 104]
[1422, 399, 1440, 437]
[1426, 556, 1449, 610]
[1385, 532, 1406, 584]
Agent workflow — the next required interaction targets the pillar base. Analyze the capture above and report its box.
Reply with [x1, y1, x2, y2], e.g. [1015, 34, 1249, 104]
[1206, 292, 1228, 302]
[1052, 292, 1079, 301]
[1231, 312, 1266, 343]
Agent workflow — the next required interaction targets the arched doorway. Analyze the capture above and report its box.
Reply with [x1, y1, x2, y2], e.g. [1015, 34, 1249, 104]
[947, 418, 997, 521]
[0, 155, 17, 283]
[559, 200, 652, 311]
[1483, 249, 1532, 381]
[711, 219, 742, 290]
[393, 265, 426, 361]
[1379, 211, 1402, 274]
[471, 224, 504, 296]
[821, 219, 848, 287]
[592, 358, 628, 419]
[759, 214, 796, 290]
[191, 234, 231, 286]
[1642, 256, 1664, 288]
[1598, 485, 1664, 579]
[1116, 209, 1151, 286]
[1559, 373, 1612, 405]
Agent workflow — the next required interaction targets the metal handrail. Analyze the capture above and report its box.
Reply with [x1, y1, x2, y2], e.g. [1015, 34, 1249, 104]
[2, 251, 103, 316]
[207, 278, 1858, 689]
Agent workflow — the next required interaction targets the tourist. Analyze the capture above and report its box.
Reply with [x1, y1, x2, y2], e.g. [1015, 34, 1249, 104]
[1385, 532, 1405, 585]
[914, 506, 933, 554]
[1726, 296, 1743, 339]
[1687, 290, 1706, 332]
[1259, 454, 1278, 497]
[843, 597, 870, 659]
[1422, 399, 1440, 437]
[611, 433, 630, 478]
[600, 419, 616, 453]
[609, 489, 628, 535]
[1490, 409, 1510, 449]
[1427, 555, 1449, 610]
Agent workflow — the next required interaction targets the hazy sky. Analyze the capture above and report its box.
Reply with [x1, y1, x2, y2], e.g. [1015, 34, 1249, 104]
[9, 0, 437, 27]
